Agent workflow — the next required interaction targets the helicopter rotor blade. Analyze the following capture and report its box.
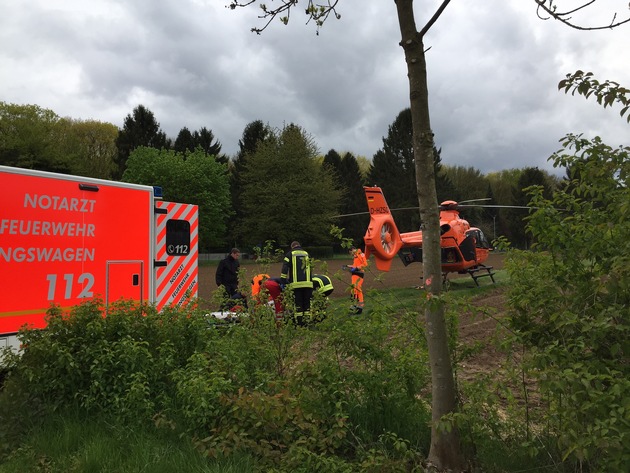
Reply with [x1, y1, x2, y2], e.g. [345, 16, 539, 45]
[459, 198, 492, 204]
[330, 211, 370, 218]
[458, 204, 540, 210]
[331, 203, 559, 218]
[458, 204, 529, 209]
[331, 206, 421, 218]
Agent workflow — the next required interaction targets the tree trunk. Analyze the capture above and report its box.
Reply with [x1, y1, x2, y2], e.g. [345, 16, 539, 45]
[394, 0, 466, 470]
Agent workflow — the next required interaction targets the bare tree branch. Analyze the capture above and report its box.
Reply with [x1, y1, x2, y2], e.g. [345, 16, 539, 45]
[419, 0, 452, 37]
[535, 0, 630, 30]
[228, 0, 340, 34]
[229, 1, 629, 34]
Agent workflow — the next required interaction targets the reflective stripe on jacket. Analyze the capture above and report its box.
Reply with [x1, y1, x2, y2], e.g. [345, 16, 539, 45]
[312, 274, 334, 296]
[281, 249, 313, 289]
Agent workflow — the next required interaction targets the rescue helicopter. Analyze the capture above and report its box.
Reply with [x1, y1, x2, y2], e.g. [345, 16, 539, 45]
[362, 186, 495, 285]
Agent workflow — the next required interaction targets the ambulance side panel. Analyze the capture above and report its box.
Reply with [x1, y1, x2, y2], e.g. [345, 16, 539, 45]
[0, 166, 153, 338]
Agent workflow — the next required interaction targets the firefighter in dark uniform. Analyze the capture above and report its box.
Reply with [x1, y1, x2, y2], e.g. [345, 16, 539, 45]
[311, 273, 334, 324]
[215, 248, 246, 308]
[280, 241, 313, 325]
[312, 274, 334, 297]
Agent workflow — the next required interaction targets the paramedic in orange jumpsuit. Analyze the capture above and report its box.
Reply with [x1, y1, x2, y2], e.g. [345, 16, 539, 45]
[349, 246, 368, 314]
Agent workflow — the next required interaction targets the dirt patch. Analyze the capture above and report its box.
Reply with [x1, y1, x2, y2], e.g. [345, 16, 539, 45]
[458, 287, 510, 383]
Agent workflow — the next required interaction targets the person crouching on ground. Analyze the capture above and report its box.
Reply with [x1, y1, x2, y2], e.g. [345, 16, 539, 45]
[252, 273, 285, 321]
[311, 273, 334, 323]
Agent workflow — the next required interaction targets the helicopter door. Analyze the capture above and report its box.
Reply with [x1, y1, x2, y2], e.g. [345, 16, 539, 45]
[459, 235, 477, 261]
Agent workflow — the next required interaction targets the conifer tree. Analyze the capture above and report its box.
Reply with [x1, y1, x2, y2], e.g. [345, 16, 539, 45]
[228, 120, 273, 245]
[236, 124, 341, 247]
[508, 167, 553, 248]
[173, 126, 195, 154]
[193, 127, 226, 163]
[338, 152, 367, 246]
[369, 109, 455, 232]
[368, 108, 416, 232]
[114, 105, 169, 179]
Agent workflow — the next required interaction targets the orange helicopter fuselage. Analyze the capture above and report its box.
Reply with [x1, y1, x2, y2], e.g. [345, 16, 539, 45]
[362, 188, 491, 274]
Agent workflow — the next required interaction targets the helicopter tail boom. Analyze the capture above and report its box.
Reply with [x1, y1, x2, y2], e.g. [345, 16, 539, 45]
[363, 187, 404, 272]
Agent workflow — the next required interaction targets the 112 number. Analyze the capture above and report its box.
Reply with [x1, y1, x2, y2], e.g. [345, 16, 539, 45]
[46, 273, 95, 300]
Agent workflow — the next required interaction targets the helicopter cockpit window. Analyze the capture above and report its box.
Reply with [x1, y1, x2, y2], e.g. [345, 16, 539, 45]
[467, 229, 490, 249]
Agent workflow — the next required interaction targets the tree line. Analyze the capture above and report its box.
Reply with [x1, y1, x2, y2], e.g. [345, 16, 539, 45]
[0, 101, 559, 252]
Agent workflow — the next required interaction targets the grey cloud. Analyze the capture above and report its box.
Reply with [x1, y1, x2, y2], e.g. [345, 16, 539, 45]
[1, 0, 628, 175]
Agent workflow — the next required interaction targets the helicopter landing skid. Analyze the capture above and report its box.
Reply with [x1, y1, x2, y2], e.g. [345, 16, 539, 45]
[465, 264, 496, 287]
[442, 264, 496, 288]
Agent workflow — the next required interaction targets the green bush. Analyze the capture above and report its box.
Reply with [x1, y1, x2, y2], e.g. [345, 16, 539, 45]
[504, 134, 630, 471]
[291, 305, 432, 454]
[6, 299, 215, 421]
[1, 289, 445, 470]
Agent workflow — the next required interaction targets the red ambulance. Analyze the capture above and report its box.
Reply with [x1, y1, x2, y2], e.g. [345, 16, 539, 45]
[0, 165, 198, 354]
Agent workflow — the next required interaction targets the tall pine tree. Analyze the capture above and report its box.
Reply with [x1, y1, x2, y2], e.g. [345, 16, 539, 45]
[114, 105, 169, 179]
[322, 148, 343, 184]
[193, 127, 226, 164]
[338, 152, 367, 247]
[236, 124, 341, 248]
[369, 108, 454, 232]
[173, 126, 195, 154]
[507, 167, 553, 248]
[228, 120, 273, 245]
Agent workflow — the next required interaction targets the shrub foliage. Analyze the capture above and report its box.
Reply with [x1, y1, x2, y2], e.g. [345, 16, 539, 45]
[505, 134, 630, 471]
[1, 297, 434, 471]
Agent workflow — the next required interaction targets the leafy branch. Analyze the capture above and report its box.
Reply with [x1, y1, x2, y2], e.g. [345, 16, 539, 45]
[559, 70, 630, 123]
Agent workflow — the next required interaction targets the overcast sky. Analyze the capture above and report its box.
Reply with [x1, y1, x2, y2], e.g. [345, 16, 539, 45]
[1, 0, 628, 176]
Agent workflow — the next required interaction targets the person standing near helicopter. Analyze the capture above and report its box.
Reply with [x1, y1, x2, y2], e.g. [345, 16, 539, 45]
[346, 246, 368, 314]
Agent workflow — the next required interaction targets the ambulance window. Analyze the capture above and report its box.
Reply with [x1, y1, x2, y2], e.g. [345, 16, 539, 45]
[166, 220, 191, 255]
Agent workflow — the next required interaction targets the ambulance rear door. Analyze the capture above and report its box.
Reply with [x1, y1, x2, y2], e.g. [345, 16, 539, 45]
[153, 201, 198, 310]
